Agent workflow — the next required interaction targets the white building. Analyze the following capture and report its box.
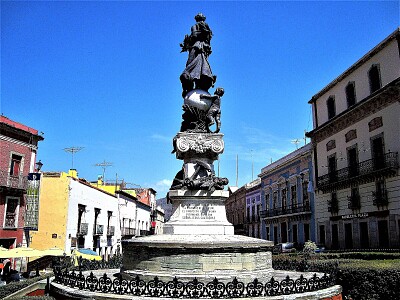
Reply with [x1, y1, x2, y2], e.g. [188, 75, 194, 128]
[306, 28, 400, 249]
[65, 174, 122, 259]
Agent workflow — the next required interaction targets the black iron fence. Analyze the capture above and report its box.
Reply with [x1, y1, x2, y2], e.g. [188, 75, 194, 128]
[53, 269, 335, 298]
[317, 152, 398, 191]
[260, 203, 311, 218]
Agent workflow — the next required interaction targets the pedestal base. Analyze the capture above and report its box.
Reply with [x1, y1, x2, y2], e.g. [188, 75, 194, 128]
[121, 234, 274, 284]
[165, 189, 234, 235]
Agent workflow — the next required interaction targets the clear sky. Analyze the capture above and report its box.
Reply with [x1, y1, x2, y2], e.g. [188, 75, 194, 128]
[1, 1, 399, 197]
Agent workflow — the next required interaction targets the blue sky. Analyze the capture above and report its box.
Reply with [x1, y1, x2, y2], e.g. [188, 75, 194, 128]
[1, 1, 399, 197]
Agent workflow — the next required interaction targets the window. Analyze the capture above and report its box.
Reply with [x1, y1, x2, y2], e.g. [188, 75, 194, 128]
[281, 188, 287, 211]
[4, 197, 20, 228]
[273, 191, 277, 209]
[10, 154, 22, 176]
[368, 64, 381, 93]
[346, 82, 356, 107]
[327, 96, 336, 120]
[348, 187, 361, 210]
[291, 185, 297, 208]
[328, 192, 338, 213]
[373, 180, 388, 206]
[304, 223, 310, 242]
[328, 154, 337, 182]
[265, 193, 270, 211]
[371, 135, 385, 170]
[347, 145, 359, 177]
[302, 181, 309, 206]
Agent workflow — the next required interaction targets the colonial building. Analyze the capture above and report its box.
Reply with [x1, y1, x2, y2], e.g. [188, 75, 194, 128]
[306, 28, 400, 249]
[225, 186, 246, 235]
[116, 190, 152, 238]
[31, 169, 122, 259]
[259, 143, 315, 245]
[0, 116, 43, 251]
[245, 178, 262, 238]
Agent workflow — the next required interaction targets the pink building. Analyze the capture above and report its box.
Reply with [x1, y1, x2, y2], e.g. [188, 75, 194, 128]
[0, 116, 43, 250]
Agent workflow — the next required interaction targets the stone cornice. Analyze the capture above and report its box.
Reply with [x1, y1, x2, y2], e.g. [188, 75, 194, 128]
[307, 78, 400, 143]
[0, 134, 38, 150]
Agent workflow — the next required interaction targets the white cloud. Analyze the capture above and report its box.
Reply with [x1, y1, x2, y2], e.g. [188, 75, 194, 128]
[151, 134, 171, 142]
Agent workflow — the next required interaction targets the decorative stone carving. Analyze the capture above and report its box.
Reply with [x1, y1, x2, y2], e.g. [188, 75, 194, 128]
[368, 116, 383, 132]
[345, 129, 357, 142]
[173, 132, 224, 160]
[326, 139, 336, 151]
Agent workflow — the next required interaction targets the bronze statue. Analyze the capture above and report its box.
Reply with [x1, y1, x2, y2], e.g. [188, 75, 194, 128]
[200, 87, 224, 133]
[180, 13, 216, 96]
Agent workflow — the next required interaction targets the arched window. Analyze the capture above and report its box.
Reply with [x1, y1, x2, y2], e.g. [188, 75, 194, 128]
[346, 82, 356, 107]
[327, 96, 336, 120]
[368, 64, 381, 93]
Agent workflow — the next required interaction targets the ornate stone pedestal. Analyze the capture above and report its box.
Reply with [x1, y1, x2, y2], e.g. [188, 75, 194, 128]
[164, 190, 234, 235]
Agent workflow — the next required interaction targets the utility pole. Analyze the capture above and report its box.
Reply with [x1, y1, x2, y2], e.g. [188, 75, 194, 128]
[63, 147, 84, 169]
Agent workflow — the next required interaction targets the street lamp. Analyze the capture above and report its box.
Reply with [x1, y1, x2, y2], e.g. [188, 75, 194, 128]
[36, 160, 43, 172]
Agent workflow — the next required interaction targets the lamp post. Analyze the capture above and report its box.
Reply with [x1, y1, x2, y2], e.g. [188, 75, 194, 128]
[35, 160, 43, 172]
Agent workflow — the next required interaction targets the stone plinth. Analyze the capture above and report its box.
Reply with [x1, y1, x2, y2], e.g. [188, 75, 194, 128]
[164, 189, 233, 235]
[121, 234, 274, 284]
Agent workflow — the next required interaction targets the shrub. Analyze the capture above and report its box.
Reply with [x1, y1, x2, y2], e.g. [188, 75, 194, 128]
[0, 275, 49, 299]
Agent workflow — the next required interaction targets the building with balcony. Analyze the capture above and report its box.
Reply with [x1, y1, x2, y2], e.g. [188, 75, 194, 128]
[0, 116, 43, 254]
[30, 169, 122, 260]
[259, 143, 315, 245]
[245, 178, 262, 238]
[306, 28, 400, 250]
[116, 190, 152, 238]
[225, 186, 246, 235]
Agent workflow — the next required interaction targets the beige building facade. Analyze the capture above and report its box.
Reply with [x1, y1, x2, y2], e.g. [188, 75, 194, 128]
[307, 29, 400, 249]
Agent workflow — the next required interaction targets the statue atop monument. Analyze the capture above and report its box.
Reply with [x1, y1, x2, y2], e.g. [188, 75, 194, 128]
[180, 13, 216, 97]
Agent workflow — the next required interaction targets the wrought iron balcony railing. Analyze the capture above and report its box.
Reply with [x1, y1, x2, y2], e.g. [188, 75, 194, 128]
[372, 190, 388, 206]
[121, 227, 136, 236]
[107, 225, 115, 236]
[93, 224, 104, 235]
[0, 170, 28, 190]
[139, 230, 149, 236]
[317, 152, 398, 192]
[347, 194, 361, 210]
[260, 203, 311, 218]
[78, 223, 88, 235]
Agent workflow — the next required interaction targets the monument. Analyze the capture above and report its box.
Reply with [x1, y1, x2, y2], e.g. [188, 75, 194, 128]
[51, 14, 342, 299]
[121, 12, 275, 284]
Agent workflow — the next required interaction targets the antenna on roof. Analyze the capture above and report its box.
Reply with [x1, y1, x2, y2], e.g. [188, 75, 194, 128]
[95, 160, 113, 183]
[291, 139, 301, 149]
[63, 147, 84, 169]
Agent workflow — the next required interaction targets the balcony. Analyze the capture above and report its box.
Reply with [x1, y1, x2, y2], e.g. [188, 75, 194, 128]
[317, 152, 398, 192]
[372, 190, 388, 206]
[139, 230, 149, 236]
[107, 225, 115, 236]
[77, 223, 88, 235]
[93, 224, 104, 235]
[121, 227, 136, 236]
[260, 203, 311, 218]
[0, 170, 27, 191]
[347, 194, 361, 210]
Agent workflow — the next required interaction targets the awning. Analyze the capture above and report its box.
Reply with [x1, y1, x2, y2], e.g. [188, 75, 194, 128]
[72, 249, 102, 265]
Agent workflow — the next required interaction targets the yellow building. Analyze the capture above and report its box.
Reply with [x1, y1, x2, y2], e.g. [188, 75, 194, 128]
[30, 171, 71, 251]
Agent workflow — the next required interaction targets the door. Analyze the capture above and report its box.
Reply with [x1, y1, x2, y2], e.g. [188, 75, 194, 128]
[378, 220, 389, 248]
[331, 224, 339, 249]
[347, 147, 359, 177]
[359, 222, 369, 249]
[281, 222, 287, 243]
[345, 223, 353, 249]
[372, 137, 385, 169]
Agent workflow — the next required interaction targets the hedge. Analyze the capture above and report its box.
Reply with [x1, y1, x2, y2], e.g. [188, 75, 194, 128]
[0, 275, 49, 299]
[273, 253, 400, 300]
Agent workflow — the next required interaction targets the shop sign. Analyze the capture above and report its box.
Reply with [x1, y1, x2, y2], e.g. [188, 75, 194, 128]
[342, 212, 368, 220]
